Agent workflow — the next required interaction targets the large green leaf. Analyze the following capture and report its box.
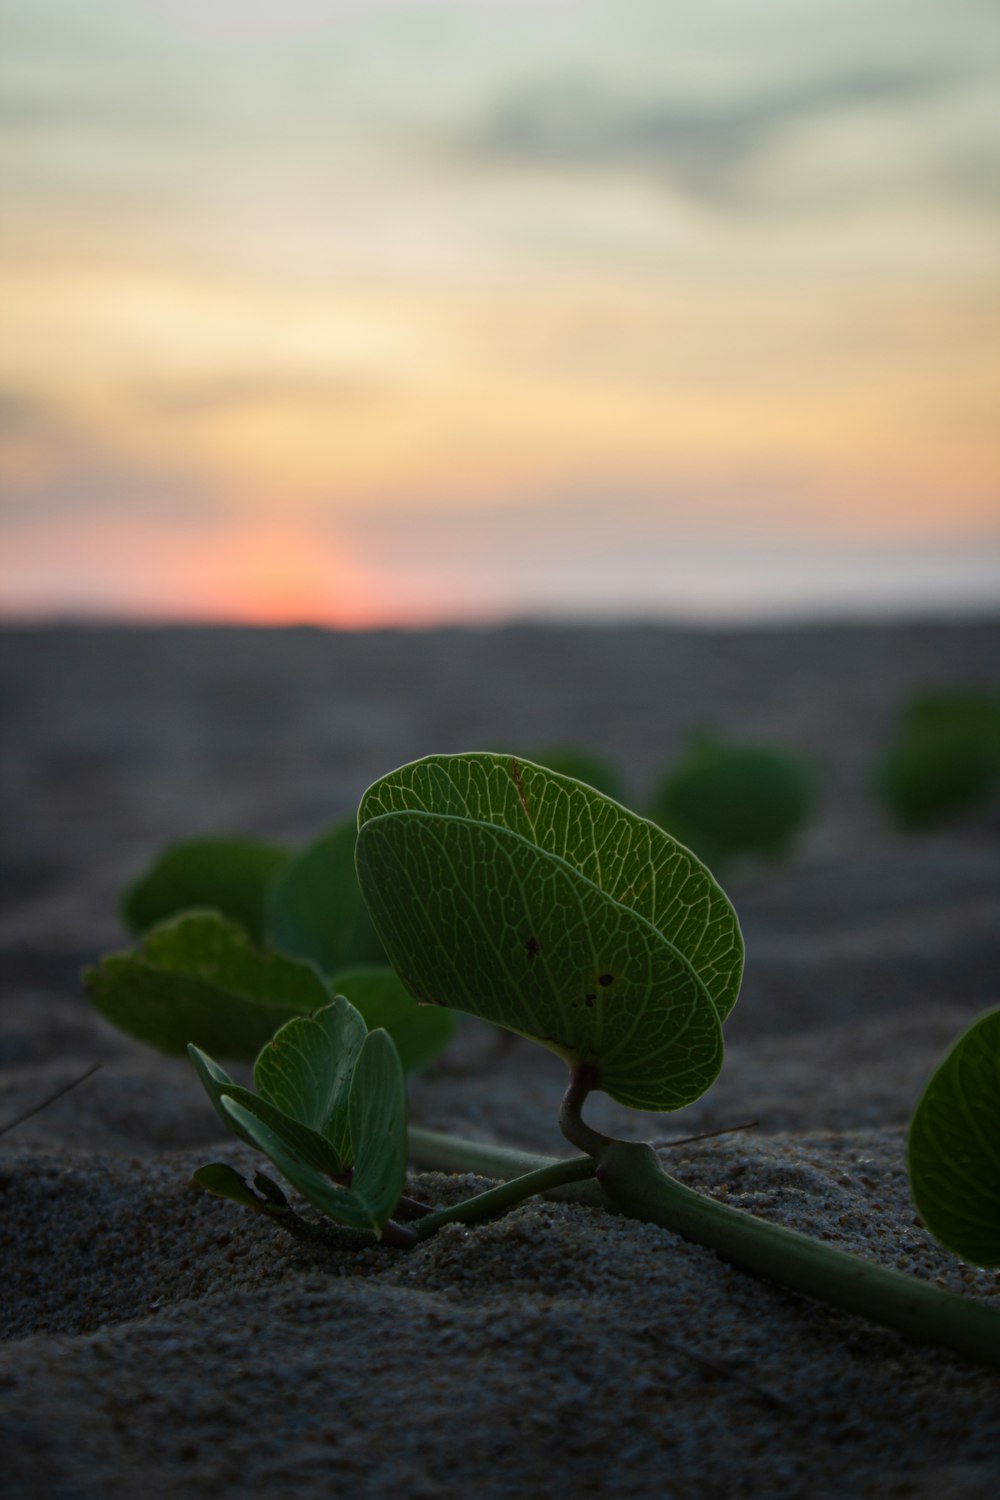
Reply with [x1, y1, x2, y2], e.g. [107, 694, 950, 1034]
[908, 1008, 1000, 1267]
[85, 912, 331, 1058]
[188, 1043, 345, 1175]
[265, 821, 384, 972]
[356, 809, 724, 1112]
[252, 996, 367, 1166]
[121, 837, 288, 942]
[358, 752, 742, 1021]
[332, 967, 456, 1074]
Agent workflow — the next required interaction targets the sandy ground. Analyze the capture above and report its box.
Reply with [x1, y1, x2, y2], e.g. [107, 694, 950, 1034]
[1, 619, 999, 1498]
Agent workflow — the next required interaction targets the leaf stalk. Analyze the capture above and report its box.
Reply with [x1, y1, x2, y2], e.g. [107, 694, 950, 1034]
[407, 1155, 598, 1242]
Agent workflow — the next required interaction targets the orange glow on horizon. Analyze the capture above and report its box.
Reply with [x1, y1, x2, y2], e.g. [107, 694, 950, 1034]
[0, 511, 406, 629]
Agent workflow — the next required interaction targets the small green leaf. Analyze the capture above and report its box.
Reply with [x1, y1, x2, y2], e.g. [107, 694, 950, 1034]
[908, 1007, 1000, 1267]
[252, 1172, 289, 1207]
[347, 1027, 409, 1228]
[356, 809, 724, 1112]
[252, 996, 367, 1167]
[187, 1046, 260, 1150]
[189, 1003, 409, 1235]
[219, 1027, 407, 1234]
[218, 1096, 379, 1227]
[122, 837, 288, 941]
[332, 967, 456, 1074]
[85, 912, 331, 1058]
[192, 1163, 264, 1211]
[265, 821, 384, 972]
[188, 1042, 345, 1176]
[358, 752, 742, 1022]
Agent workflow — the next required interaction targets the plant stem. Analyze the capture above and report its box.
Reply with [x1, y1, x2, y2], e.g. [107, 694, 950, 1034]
[559, 1064, 612, 1156]
[408, 1126, 566, 1179]
[597, 1140, 1000, 1373]
[406, 1155, 598, 1242]
[406, 1126, 1000, 1373]
[260, 1197, 370, 1249]
[380, 1218, 419, 1248]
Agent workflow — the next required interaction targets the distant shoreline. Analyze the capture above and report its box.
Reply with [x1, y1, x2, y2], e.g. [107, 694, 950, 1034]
[2, 609, 999, 638]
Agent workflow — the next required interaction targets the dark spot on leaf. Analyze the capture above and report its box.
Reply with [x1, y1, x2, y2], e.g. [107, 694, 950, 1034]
[584, 994, 596, 1007]
[524, 935, 541, 962]
[598, 973, 614, 987]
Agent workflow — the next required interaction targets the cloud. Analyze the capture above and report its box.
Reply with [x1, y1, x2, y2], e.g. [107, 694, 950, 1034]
[0, 471, 219, 528]
[0, 388, 92, 497]
[0, 387, 216, 524]
[460, 65, 959, 208]
[0, 82, 185, 137]
[336, 483, 821, 567]
[134, 372, 394, 418]
[334, 485, 1000, 622]
[0, 390, 63, 440]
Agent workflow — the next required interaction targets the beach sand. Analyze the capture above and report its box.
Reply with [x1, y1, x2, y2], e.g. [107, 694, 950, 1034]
[1, 619, 999, 1498]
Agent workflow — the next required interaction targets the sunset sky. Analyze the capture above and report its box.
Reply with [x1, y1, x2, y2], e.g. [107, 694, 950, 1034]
[1, 0, 998, 625]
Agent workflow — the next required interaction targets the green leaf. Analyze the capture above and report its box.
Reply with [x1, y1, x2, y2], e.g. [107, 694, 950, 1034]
[218, 1096, 379, 1228]
[189, 1002, 408, 1234]
[84, 911, 331, 1058]
[252, 1172, 289, 1207]
[356, 808, 724, 1112]
[187, 1045, 263, 1151]
[332, 967, 456, 1074]
[121, 837, 288, 941]
[877, 693, 1000, 831]
[265, 821, 384, 972]
[217, 1026, 407, 1233]
[651, 735, 817, 869]
[188, 1042, 345, 1176]
[908, 1007, 1000, 1267]
[358, 752, 742, 1022]
[252, 996, 367, 1167]
[192, 1162, 265, 1210]
[347, 1028, 409, 1228]
[878, 732, 996, 830]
